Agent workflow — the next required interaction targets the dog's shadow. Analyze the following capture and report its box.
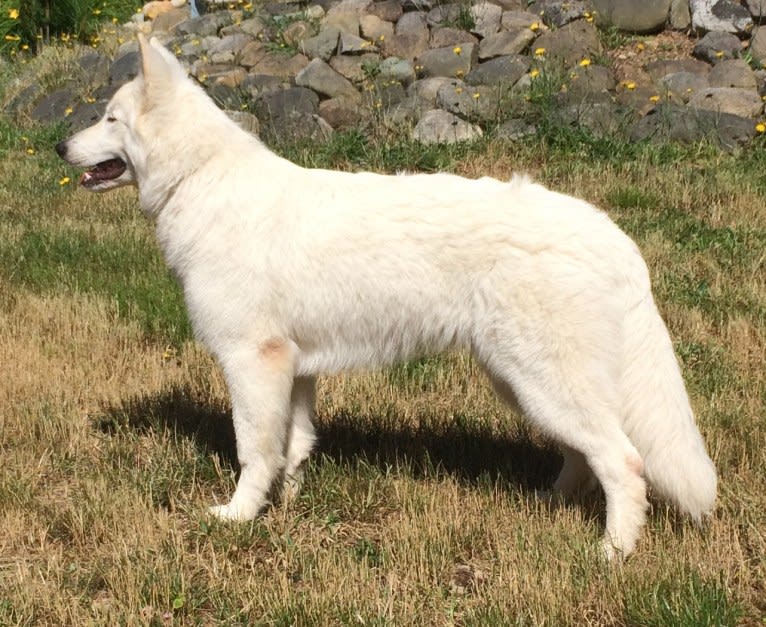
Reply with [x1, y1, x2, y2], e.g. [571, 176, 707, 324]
[98, 384, 563, 494]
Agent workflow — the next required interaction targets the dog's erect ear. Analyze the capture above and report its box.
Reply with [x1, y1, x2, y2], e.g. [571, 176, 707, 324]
[137, 34, 186, 91]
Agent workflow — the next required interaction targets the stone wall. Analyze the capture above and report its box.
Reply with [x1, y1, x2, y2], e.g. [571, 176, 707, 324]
[13, 0, 766, 148]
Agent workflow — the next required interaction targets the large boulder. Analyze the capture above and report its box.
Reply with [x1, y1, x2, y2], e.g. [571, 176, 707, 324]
[591, 0, 671, 33]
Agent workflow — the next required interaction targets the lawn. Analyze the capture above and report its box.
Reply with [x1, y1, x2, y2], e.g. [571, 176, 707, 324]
[0, 45, 765, 626]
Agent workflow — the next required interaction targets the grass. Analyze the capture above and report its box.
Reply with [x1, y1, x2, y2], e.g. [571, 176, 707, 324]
[1, 58, 766, 627]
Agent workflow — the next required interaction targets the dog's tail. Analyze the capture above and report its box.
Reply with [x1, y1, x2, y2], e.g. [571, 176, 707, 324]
[621, 294, 717, 521]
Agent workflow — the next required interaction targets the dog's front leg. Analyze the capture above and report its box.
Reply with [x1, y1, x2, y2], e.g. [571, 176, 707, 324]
[209, 339, 295, 521]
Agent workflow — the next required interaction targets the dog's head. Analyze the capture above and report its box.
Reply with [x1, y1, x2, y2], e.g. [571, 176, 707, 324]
[55, 35, 187, 192]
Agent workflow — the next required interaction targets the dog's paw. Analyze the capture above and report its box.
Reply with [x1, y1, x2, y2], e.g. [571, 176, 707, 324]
[208, 502, 257, 522]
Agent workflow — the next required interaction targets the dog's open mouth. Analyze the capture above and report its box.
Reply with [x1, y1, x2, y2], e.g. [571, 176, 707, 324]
[80, 158, 127, 187]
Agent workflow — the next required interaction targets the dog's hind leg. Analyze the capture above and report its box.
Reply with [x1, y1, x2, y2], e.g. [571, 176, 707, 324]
[475, 320, 648, 559]
[209, 339, 295, 521]
[282, 376, 317, 501]
[554, 446, 597, 499]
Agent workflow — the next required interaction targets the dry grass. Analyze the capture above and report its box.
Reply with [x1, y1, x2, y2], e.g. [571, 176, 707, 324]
[1, 113, 765, 624]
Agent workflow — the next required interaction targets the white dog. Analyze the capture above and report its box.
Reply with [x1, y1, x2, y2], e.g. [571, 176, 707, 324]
[56, 35, 717, 559]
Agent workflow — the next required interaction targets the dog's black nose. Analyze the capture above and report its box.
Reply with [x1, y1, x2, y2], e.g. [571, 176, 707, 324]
[55, 141, 67, 158]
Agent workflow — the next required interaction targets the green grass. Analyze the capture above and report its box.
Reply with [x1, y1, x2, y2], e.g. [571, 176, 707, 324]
[1, 44, 766, 626]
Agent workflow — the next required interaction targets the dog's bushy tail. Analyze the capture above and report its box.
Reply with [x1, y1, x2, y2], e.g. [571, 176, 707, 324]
[621, 296, 717, 521]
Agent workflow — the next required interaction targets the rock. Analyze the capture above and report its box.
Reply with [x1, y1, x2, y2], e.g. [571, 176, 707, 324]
[752, 27, 766, 64]
[412, 109, 483, 143]
[151, 7, 189, 33]
[659, 71, 710, 101]
[339, 31, 378, 54]
[6, 83, 41, 115]
[300, 26, 341, 60]
[30, 88, 77, 123]
[646, 58, 711, 81]
[325, 0, 368, 29]
[464, 54, 529, 86]
[470, 2, 503, 38]
[687, 87, 763, 117]
[631, 104, 756, 149]
[478, 29, 536, 60]
[426, 4, 461, 27]
[77, 51, 110, 88]
[692, 31, 743, 63]
[591, 0, 671, 33]
[68, 101, 107, 132]
[708, 58, 757, 89]
[231, 17, 266, 38]
[238, 41, 267, 67]
[379, 57, 416, 84]
[669, 0, 692, 29]
[250, 52, 309, 78]
[408, 77, 456, 106]
[379, 12, 429, 60]
[430, 27, 479, 49]
[368, 0, 402, 23]
[396, 11, 429, 40]
[143, 1, 176, 20]
[501, 10, 545, 30]
[296, 57, 359, 97]
[226, 110, 260, 135]
[436, 79, 498, 121]
[746, 0, 766, 18]
[366, 78, 407, 107]
[561, 102, 633, 137]
[495, 118, 537, 140]
[241, 74, 284, 98]
[264, 112, 334, 142]
[109, 50, 140, 84]
[319, 96, 363, 127]
[256, 86, 319, 120]
[532, 19, 601, 67]
[416, 43, 477, 79]
[383, 96, 424, 127]
[690, 0, 753, 34]
[360, 15, 394, 42]
[565, 63, 617, 99]
[527, 0, 591, 27]
[282, 21, 315, 47]
[208, 33, 252, 64]
[330, 53, 380, 82]
[176, 12, 230, 36]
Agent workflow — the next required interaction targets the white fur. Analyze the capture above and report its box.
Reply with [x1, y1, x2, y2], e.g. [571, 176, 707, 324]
[57, 35, 717, 559]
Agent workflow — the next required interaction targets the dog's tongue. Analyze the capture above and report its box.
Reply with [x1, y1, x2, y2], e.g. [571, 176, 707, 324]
[79, 158, 127, 187]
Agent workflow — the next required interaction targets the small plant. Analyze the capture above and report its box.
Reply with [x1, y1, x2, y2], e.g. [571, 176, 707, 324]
[0, 0, 141, 55]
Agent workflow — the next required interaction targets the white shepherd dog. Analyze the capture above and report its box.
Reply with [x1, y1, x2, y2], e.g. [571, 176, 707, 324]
[56, 35, 717, 559]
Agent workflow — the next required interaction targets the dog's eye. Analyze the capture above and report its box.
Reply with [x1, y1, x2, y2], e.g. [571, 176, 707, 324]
[106, 115, 117, 123]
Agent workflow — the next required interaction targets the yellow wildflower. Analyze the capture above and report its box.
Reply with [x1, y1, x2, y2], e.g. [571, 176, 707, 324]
[453, 46, 462, 55]
[756, 122, 766, 133]
[528, 69, 540, 78]
[472, 92, 480, 99]
[529, 22, 539, 31]
[59, 176, 71, 186]
[9, 8, 19, 19]
[624, 80, 636, 90]
[534, 47, 545, 56]
[579, 58, 591, 67]
[5, 34, 20, 41]
[26, 147, 35, 155]
[64, 106, 73, 116]
[649, 95, 660, 103]
[715, 50, 724, 58]
[92, 8, 101, 15]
